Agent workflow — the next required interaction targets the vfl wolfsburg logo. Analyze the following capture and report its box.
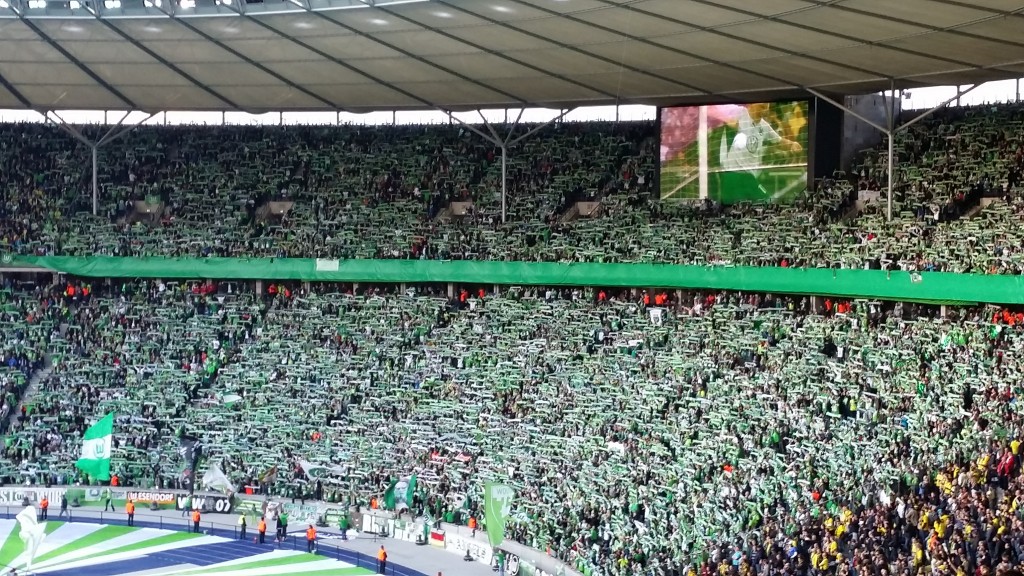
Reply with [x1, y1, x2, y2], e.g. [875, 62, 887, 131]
[488, 485, 514, 519]
[93, 442, 107, 458]
[506, 553, 521, 576]
[745, 134, 761, 154]
[1, 253, 12, 264]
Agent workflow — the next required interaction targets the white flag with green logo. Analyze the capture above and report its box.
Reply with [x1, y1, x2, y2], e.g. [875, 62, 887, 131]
[75, 413, 114, 481]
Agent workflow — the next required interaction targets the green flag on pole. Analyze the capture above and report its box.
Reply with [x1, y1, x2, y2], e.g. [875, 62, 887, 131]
[383, 478, 398, 510]
[484, 482, 514, 547]
[76, 413, 114, 481]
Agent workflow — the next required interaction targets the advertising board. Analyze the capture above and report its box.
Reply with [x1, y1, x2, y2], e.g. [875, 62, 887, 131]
[175, 494, 234, 514]
[443, 531, 492, 564]
[125, 490, 177, 505]
[0, 487, 64, 506]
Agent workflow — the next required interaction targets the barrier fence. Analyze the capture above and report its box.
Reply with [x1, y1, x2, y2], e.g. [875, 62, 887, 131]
[0, 484, 557, 575]
[0, 507, 433, 576]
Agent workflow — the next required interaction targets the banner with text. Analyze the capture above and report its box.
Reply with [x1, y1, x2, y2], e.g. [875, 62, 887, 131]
[125, 490, 177, 505]
[175, 494, 233, 514]
[282, 502, 324, 526]
[0, 487, 65, 506]
[443, 531, 493, 564]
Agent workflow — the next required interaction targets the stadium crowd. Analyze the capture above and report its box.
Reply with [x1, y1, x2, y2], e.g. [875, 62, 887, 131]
[1, 276, 1024, 576]
[0, 103, 1023, 576]
[0, 102, 1022, 271]
[0, 279, 56, 430]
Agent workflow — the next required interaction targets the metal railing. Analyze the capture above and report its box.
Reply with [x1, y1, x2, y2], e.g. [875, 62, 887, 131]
[0, 507, 433, 576]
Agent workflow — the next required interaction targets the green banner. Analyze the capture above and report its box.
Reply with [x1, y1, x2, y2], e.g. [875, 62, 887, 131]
[5, 254, 1023, 304]
[484, 483, 514, 548]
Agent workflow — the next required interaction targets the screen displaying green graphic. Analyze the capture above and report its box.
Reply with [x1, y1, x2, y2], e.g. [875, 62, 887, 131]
[660, 101, 809, 203]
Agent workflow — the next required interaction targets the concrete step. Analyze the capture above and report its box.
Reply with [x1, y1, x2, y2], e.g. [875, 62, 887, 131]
[433, 207, 454, 223]
[839, 201, 861, 222]
[5, 354, 54, 432]
[559, 201, 602, 225]
[256, 201, 294, 223]
[434, 201, 474, 223]
[964, 196, 998, 219]
[558, 204, 579, 225]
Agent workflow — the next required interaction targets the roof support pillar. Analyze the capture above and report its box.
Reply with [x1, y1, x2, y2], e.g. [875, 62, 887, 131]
[45, 111, 92, 147]
[98, 111, 156, 147]
[507, 108, 573, 148]
[885, 83, 977, 220]
[92, 144, 99, 217]
[505, 108, 525, 143]
[501, 144, 508, 224]
[809, 85, 897, 221]
[808, 84, 978, 222]
[887, 114, 894, 223]
[445, 108, 575, 223]
[445, 111, 502, 147]
[478, 110, 503, 144]
[43, 110, 155, 216]
[885, 82, 896, 222]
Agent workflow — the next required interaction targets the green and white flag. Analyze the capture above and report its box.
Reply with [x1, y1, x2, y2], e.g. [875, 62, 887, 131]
[298, 459, 348, 481]
[384, 474, 417, 511]
[484, 482, 514, 547]
[75, 413, 114, 481]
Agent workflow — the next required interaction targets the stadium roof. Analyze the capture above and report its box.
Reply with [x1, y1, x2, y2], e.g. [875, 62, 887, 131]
[0, 0, 1022, 113]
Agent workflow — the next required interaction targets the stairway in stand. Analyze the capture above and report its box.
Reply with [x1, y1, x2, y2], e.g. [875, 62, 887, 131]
[3, 354, 54, 433]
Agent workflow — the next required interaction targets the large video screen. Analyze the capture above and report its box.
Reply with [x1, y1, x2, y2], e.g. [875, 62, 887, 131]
[659, 101, 809, 203]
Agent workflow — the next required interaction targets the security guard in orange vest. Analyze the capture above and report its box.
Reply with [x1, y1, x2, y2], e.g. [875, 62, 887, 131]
[305, 524, 317, 553]
[39, 496, 49, 521]
[377, 545, 387, 574]
[192, 509, 201, 533]
[126, 499, 136, 527]
[257, 517, 267, 544]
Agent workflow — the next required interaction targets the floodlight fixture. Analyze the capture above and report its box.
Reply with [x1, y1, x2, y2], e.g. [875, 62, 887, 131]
[27, 0, 46, 8]
[0, 0, 9, 7]
[179, 0, 194, 8]
[69, 0, 80, 7]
